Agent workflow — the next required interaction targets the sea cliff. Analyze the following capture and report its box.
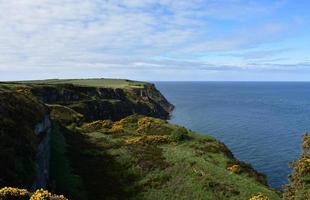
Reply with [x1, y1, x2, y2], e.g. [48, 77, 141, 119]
[0, 79, 284, 200]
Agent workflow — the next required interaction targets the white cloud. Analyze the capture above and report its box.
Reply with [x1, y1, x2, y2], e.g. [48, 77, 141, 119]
[0, 0, 307, 80]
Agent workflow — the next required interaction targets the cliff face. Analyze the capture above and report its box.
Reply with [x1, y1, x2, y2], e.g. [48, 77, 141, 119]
[32, 115, 52, 191]
[27, 83, 173, 122]
[0, 88, 51, 189]
[0, 80, 174, 190]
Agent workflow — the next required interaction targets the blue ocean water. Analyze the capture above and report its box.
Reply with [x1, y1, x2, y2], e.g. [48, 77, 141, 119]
[155, 81, 310, 189]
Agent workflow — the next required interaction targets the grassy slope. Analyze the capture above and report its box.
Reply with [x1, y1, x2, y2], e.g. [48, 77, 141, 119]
[3, 78, 148, 88]
[62, 115, 280, 200]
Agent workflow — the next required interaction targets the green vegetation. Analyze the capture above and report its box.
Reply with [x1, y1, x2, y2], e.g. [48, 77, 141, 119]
[0, 88, 46, 188]
[62, 115, 280, 200]
[49, 123, 87, 200]
[0, 187, 68, 200]
[284, 134, 310, 200]
[4, 78, 148, 89]
[3, 79, 306, 200]
[48, 104, 84, 125]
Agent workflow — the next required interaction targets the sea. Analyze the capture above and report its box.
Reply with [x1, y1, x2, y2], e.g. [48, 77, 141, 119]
[155, 81, 310, 189]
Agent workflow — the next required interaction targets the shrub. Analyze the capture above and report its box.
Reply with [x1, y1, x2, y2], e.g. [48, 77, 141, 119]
[136, 117, 153, 132]
[136, 117, 168, 134]
[227, 164, 241, 174]
[125, 135, 170, 145]
[249, 193, 270, 200]
[0, 187, 30, 200]
[30, 189, 68, 200]
[284, 133, 310, 200]
[108, 122, 124, 134]
[81, 120, 113, 132]
[49, 105, 83, 125]
[170, 127, 190, 142]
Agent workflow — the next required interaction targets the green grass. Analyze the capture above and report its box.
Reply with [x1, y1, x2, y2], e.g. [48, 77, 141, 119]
[62, 115, 281, 200]
[3, 78, 148, 88]
[49, 122, 87, 200]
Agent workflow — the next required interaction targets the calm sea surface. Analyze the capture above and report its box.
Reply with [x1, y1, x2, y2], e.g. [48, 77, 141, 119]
[155, 82, 310, 189]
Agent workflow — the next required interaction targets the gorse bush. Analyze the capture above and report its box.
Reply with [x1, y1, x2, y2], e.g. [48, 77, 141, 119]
[0, 187, 30, 200]
[108, 122, 124, 134]
[227, 164, 241, 174]
[30, 189, 68, 200]
[249, 193, 270, 200]
[0, 188, 67, 200]
[81, 120, 113, 132]
[136, 117, 170, 134]
[125, 135, 170, 145]
[284, 133, 310, 200]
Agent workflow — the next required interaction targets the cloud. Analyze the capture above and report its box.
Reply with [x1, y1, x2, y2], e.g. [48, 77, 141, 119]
[223, 48, 290, 60]
[0, 0, 307, 81]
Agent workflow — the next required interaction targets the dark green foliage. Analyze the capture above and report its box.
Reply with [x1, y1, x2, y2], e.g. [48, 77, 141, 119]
[170, 127, 190, 142]
[64, 127, 139, 200]
[127, 144, 169, 172]
[191, 138, 234, 158]
[0, 89, 46, 188]
[284, 134, 310, 200]
[49, 123, 87, 200]
[204, 180, 240, 198]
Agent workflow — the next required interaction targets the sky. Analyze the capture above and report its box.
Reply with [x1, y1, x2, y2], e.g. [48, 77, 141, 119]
[0, 0, 310, 81]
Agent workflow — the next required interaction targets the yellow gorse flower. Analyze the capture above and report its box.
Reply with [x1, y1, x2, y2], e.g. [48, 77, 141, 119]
[227, 164, 241, 174]
[0, 187, 30, 198]
[30, 189, 68, 200]
[0, 187, 68, 200]
[249, 193, 270, 200]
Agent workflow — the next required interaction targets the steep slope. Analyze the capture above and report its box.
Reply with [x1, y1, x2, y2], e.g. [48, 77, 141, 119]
[0, 87, 51, 189]
[63, 115, 280, 200]
[0, 79, 281, 200]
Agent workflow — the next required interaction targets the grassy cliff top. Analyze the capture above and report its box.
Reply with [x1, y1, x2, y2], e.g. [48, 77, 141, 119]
[53, 114, 281, 200]
[1, 78, 149, 89]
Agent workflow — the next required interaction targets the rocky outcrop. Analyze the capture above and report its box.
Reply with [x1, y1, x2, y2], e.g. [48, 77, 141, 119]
[28, 83, 173, 122]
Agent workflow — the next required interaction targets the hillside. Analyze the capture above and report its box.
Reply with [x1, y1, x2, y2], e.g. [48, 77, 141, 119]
[0, 79, 282, 200]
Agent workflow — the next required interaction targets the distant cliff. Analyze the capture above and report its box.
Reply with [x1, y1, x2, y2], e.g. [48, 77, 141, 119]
[6, 80, 174, 123]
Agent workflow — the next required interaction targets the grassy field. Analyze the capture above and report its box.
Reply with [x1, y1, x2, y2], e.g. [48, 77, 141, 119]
[58, 115, 281, 200]
[2, 78, 148, 88]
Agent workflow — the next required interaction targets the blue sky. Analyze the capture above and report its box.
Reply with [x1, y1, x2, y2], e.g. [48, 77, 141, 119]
[0, 0, 309, 81]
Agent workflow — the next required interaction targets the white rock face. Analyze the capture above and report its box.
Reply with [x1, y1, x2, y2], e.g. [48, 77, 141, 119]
[34, 115, 51, 135]
[32, 115, 52, 191]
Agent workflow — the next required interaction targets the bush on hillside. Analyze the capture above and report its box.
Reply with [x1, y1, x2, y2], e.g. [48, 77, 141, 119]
[249, 193, 270, 200]
[30, 189, 68, 200]
[284, 134, 310, 200]
[227, 164, 241, 174]
[0, 187, 30, 200]
[0, 187, 68, 200]
[108, 122, 124, 134]
[81, 120, 113, 132]
[170, 127, 190, 142]
[125, 135, 170, 145]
